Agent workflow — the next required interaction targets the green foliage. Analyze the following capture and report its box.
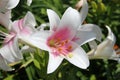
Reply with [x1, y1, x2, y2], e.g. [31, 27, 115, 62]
[0, 0, 120, 80]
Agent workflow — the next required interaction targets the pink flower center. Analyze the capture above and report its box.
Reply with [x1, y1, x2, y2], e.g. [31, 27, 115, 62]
[48, 39, 73, 56]
[47, 27, 76, 56]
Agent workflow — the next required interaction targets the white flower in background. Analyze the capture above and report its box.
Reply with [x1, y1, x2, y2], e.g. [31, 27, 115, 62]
[87, 26, 119, 61]
[0, 11, 36, 71]
[0, 0, 32, 13]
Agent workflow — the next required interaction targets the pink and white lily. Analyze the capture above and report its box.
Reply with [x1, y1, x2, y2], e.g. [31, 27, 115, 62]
[0, 0, 32, 13]
[0, 11, 36, 71]
[21, 0, 102, 74]
[87, 26, 119, 61]
[23, 6, 97, 74]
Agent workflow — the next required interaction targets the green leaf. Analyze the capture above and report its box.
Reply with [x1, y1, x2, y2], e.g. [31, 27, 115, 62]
[33, 59, 41, 69]
[3, 75, 15, 80]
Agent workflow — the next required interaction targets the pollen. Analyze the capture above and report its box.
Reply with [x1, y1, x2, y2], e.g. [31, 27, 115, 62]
[49, 39, 55, 47]
[65, 40, 69, 43]
[67, 45, 72, 51]
[68, 53, 73, 58]
[58, 48, 62, 52]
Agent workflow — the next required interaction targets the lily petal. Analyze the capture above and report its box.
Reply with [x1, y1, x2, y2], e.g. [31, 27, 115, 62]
[106, 25, 116, 45]
[74, 30, 96, 46]
[0, 12, 12, 30]
[23, 11, 36, 29]
[66, 46, 89, 69]
[0, 37, 22, 62]
[59, 7, 81, 31]
[47, 9, 60, 31]
[0, 0, 8, 12]
[88, 40, 97, 50]
[12, 12, 36, 34]
[0, 55, 13, 71]
[79, 24, 102, 42]
[6, 0, 20, 9]
[27, 0, 32, 6]
[9, 37, 23, 59]
[47, 52, 64, 74]
[79, 0, 88, 24]
[20, 31, 51, 51]
[0, 44, 19, 63]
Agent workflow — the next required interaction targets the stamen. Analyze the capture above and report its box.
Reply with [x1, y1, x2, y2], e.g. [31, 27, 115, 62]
[0, 37, 5, 40]
[67, 46, 72, 51]
[0, 30, 9, 36]
[65, 40, 69, 43]
[60, 42, 65, 46]
[68, 53, 73, 58]
[58, 48, 62, 52]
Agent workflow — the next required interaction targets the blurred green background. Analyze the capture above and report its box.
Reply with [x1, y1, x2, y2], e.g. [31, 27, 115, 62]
[0, 0, 120, 80]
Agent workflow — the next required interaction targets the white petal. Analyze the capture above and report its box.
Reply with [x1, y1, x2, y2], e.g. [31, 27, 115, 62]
[23, 11, 36, 29]
[0, 12, 12, 30]
[6, 0, 20, 9]
[96, 41, 115, 58]
[47, 9, 60, 31]
[0, 44, 19, 63]
[75, 30, 96, 46]
[27, 0, 32, 6]
[59, 7, 81, 30]
[66, 47, 89, 69]
[9, 37, 23, 59]
[87, 41, 98, 57]
[12, 20, 21, 33]
[0, 37, 22, 62]
[19, 31, 51, 51]
[88, 40, 115, 59]
[88, 40, 97, 50]
[0, 0, 8, 12]
[79, 0, 88, 24]
[47, 52, 64, 74]
[0, 55, 13, 71]
[4, 10, 12, 18]
[79, 24, 102, 42]
[106, 26, 116, 45]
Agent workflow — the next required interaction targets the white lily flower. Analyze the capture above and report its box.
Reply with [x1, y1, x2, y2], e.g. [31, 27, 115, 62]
[20, 0, 102, 74]
[22, 7, 94, 74]
[87, 26, 118, 61]
[0, 0, 32, 13]
[0, 11, 36, 71]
